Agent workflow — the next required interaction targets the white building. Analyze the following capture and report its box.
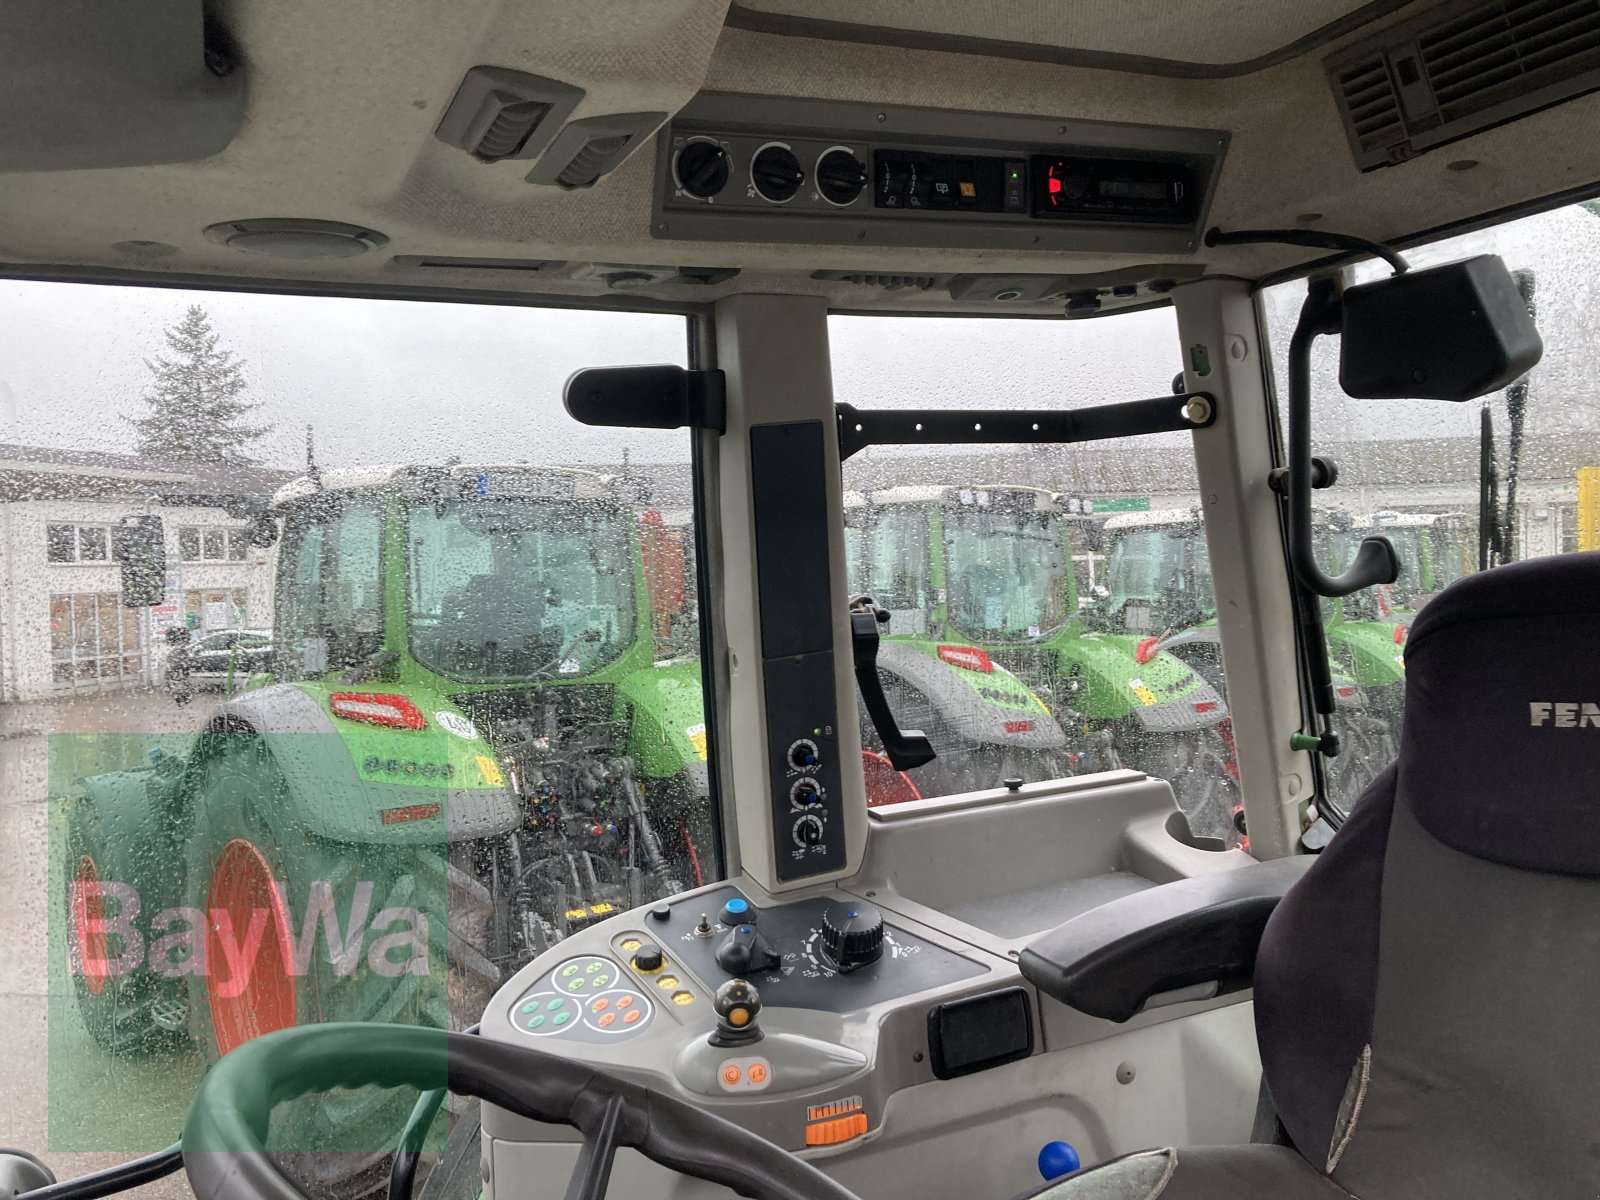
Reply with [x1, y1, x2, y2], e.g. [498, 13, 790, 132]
[0, 445, 291, 701]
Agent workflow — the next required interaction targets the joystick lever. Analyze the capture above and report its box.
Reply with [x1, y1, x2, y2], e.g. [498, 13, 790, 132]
[711, 979, 763, 1047]
[715, 923, 780, 976]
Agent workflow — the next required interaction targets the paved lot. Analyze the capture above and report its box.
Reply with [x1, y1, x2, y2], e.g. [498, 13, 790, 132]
[0, 688, 204, 1196]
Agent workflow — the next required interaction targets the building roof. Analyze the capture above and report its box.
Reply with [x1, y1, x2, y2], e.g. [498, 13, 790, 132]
[0, 442, 296, 506]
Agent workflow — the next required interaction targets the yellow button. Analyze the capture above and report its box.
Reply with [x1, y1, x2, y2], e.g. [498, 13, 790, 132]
[805, 1113, 869, 1146]
[672, 991, 694, 1006]
[620, 938, 642, 953]
[657, 975, 679, 989]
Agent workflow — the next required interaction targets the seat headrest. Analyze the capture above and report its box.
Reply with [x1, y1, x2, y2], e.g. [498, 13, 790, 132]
[1400, 552, 1600, 875]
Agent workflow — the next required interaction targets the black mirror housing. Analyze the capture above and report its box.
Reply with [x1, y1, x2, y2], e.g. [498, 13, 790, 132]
[1338, 254, 1543, 401]
[114, 515, 167, 607]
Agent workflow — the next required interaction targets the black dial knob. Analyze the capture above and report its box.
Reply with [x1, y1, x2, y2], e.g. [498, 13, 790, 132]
[820, 901, 884, 973]
[816, 148, 867, 206]
[793, 813, 825, 847]
[751, 144, 804, 203]
[631, 942, 664, 972]
[674, 139, 730, 200]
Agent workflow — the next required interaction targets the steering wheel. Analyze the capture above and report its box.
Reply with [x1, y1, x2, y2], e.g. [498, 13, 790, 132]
[183, 1023, 864, 1200]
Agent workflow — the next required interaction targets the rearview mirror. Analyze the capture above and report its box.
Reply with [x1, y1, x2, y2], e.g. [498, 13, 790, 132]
[1339, 254, 1543, 401]
[114, 515, 166, 607]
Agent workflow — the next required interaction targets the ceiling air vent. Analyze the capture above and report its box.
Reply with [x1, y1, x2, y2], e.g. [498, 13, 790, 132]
[434, 67, 585, 164]
[526, 113, 666, 189]
[812, 271, 939, 291]
[1328, 0, 1600, 170]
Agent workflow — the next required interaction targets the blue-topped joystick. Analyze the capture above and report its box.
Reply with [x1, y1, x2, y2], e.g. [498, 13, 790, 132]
[720, 896, 753, 927]
[1038, 1141, 1081, 1181]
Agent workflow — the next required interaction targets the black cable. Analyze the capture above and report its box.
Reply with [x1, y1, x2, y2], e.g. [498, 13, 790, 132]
[1204, 227, 1410, 275]
[18, 1146, 182, 1200]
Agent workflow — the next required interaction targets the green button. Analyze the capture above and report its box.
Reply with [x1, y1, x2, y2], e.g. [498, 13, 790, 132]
[552, 1012, 571, 1027]
[585, 962, 603, 973]
[561, 964, 580, 977]
[546, 998, 565, 1012]
[526, 1014, 545, 1030]
[567, 979, 585, 992]
[520, 1001, 539, 1014]
[592, 975, 611, 988]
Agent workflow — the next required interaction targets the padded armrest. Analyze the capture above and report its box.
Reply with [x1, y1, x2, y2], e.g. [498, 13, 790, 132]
[1018, 856, 1313, 1022]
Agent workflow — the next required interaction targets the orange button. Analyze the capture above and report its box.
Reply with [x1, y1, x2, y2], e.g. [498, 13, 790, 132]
[728, 1007, 750, 1027]
[805, 1113, 869, 1147]
[591, 998, 610, 1013]
[623, 1009, 642, 1024]
[597, 1012, 617, 1028]
[721, 1064, 742, 1086]
[747, 1063, 768, 1084]
[616, 995, 634, 1010]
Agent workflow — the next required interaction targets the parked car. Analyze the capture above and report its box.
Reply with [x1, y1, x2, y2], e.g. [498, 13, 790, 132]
[185, 628, 273, 685]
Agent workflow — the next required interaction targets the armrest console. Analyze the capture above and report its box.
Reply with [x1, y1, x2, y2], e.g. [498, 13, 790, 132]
[1019, 856, 1313, 1022]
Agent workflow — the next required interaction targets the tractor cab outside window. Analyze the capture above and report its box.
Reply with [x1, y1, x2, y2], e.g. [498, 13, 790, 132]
[409, 496, 635, 682]
[943, 498, 1070, 640]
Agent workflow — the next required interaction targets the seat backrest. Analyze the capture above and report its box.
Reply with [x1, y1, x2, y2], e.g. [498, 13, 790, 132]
[1253, 552, 1600, 1197]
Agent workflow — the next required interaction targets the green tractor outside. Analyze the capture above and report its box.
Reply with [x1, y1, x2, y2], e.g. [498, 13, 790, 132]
[846, 487, 1238, 842]
[1099, 508, 1398, 813]
[62, 463, 712, 1183]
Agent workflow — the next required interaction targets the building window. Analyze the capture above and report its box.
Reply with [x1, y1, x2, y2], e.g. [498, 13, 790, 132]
[184, 587, 249, 632]
[46, 524, 113, 563]
[179, 526, 252, 562]
[49, 592, 145, 690]
[1558, 505, 1579, 555]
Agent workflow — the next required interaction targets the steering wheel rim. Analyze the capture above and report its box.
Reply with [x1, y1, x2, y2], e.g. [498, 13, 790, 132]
[183, 1023, 864, 1200]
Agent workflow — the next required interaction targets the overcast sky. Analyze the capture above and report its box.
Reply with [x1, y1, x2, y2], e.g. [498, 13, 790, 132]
[2, 204, 1598, 476]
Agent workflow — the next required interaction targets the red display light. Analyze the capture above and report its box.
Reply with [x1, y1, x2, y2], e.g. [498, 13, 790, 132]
[329, 692, 427, 730]
[936, 644, 994, 673]
[1193, 700, 1219, 714]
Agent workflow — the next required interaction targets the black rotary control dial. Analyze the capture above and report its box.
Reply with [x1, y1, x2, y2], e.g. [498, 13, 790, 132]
[674, 139, 730, 200]
[751, 144, 805, 203]
[815, 148, 867, 206]
[820, 900, 884, 972]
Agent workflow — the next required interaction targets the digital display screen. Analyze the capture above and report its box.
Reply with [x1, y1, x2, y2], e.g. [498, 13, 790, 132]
[1099, 179, 1171, 201]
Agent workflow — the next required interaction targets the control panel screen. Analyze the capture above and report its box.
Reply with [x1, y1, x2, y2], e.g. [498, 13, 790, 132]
[1029, 155, 1197, 224]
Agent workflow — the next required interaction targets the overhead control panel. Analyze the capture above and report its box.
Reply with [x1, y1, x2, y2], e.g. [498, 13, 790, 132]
[653, 93, 1228, 255]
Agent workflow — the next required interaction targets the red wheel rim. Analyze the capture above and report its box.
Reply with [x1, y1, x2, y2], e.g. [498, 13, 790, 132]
[862, 751, 923, 808]
[206, 839, 296, 1055]
[72, 855, 109, 996]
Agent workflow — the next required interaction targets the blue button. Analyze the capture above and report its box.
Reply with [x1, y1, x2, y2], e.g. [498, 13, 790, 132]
[727, 898, 748, 915]
[1038, 1142, 1081, 1181]
[720, 897, 753, 926]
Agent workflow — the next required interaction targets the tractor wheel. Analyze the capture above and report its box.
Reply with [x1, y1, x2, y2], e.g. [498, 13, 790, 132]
[184, 732, 478, 1200]
[1124, 726, 1240, 845]
[62, 798, 189, 1055]
[1326, 713, 1396, 812]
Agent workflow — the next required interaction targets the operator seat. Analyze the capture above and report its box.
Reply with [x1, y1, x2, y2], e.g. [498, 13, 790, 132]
[1030, 552, 1600, 1199]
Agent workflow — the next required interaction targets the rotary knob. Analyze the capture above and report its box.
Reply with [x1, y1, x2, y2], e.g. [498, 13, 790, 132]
[816, 148, 867, 206]
[751, 144, 804, 203]
[820, 901, 884, 973]
[674, 139, 730, 200]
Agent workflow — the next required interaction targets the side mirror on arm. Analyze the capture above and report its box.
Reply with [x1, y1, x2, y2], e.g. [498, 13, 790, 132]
[114, 514, 167, 607]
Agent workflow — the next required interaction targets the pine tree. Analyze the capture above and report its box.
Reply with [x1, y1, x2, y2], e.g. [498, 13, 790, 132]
[125, 305, 271, 463]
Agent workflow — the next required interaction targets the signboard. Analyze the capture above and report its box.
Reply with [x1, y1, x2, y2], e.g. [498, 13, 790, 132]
[1093, 498, 1152, 513]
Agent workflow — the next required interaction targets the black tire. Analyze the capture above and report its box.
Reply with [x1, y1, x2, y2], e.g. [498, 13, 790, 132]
[62, 798, 189, 1055]
[183, 732, 484, 1199]
[1124, 726, 1240, 845]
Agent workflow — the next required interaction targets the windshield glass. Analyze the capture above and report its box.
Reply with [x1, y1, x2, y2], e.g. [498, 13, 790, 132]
[4, 282, 715, 1175]
[944, 506, 1066, 639]
[846, 506, 933, 614]
[1102, 524, 1213, 627]
[409, 498, 635, 680]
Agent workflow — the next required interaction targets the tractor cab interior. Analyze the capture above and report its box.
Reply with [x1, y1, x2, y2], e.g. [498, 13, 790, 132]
[3, 3, 1598, 1200]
